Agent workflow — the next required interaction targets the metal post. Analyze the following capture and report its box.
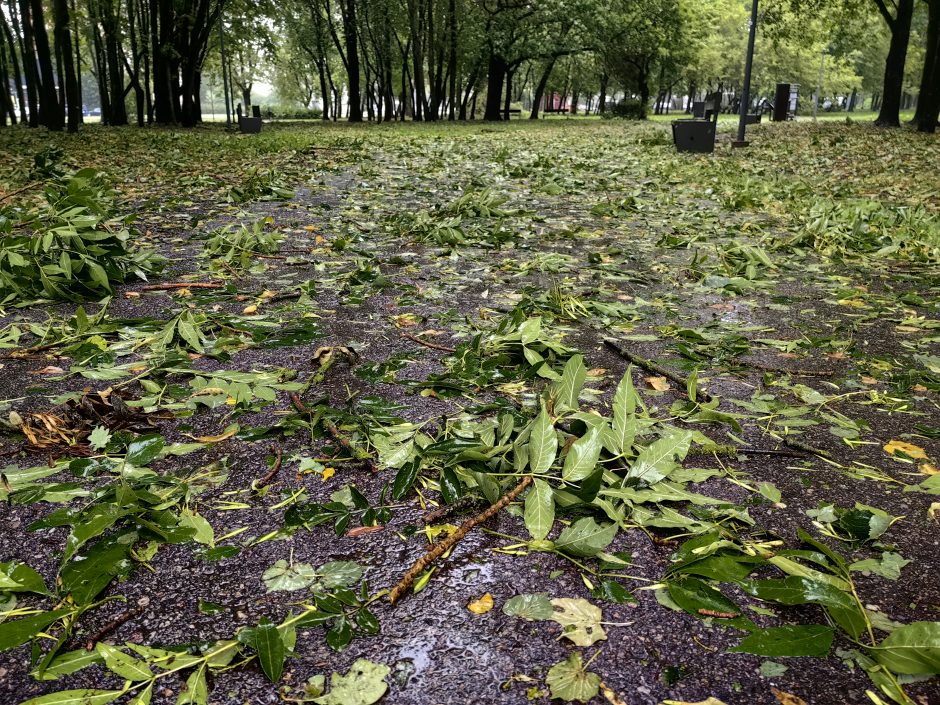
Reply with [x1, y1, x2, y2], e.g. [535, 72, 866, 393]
[734, 0, 760, 147]
[218, 9, 231, 128]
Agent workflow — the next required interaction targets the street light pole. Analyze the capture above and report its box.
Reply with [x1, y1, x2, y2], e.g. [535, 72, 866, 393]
[734, 0, 760, 147]
[219, 8, 232, 128]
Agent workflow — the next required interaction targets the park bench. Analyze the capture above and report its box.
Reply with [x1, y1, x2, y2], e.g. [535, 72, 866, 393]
[672, 91, 720, 153]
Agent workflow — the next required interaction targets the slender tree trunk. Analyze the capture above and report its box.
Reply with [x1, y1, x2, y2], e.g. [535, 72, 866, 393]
[875, 0, 914, 127]
[530, 58, 557, 119]
[28, 0, 62, 129]
[17, 0, 40, 126]
[53, 0, 80, 132]
[446, 0, 457, 120]
[598, 72, 609, 114]
[483, 52, 506, 121]
[0, 8, 26, 124]
[342, 0, 362, 121]
[914, 0, 940, 132]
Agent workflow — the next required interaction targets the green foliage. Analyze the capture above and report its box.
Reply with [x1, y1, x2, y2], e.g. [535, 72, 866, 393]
[607, 99, 648, 120]
[201, 218, 283, 270]
[226, 168, 294, 203]
[0, 169, 163, 303]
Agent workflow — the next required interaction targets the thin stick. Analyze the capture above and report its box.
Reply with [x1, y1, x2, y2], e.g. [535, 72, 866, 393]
[400, 332, 456, 353]
[389, 475, 533, 604]
[421, 495, 486, 525]
[140, 283, 223, 291]
[85, 607, 144, 650]
[323, 421, 378, 474]
[254, 444, 283, 489]
[782, 437, 833, 459]
[603, 339, 712, 402]
[0, 181, 41, 204]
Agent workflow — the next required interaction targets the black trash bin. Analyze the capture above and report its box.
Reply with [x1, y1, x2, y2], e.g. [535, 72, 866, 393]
[239, 116, 262, 134]
[691, 101, 705, 118]
[672, 119, 717, 153]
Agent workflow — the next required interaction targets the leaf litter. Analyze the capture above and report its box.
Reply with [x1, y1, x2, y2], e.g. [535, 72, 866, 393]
[0, 121, 938, 705]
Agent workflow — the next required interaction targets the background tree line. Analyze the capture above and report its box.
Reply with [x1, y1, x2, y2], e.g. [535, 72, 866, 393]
[1, 0, 938, 133]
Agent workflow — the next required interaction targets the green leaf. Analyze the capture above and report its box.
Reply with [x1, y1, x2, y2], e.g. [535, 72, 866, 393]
[125, 434, 165, 466]
[439, 467, 462, 504]
[176, 668, 208, 705]
[551, 354, 586, 411]
[524, 479, 555, 541]
[391, 457, 421, 500]
[849, 552, 910, 581]
[317, 562, 363, 589]
[869, 621, 940, 675]
[554, 517, 616, 558]
[545, 652, 601, 703]
[313, 658, 390, 705]
[95, 643, 154, 681]
[550, 598, 607, 646]
[238, 621, 286, 682]
[667, 578, 754, 631]
[0, 608, 72, 652]
[88, 426, 112, 451]
[502, 593, 554, 621]
[729, 625, 834, 657]
[0, 560, 49, 595]
[527, 408, 557, 475]
[262, 560, 317, 592]
[33, 649, 103, 681]
[17, 690, 125, 705]
[627, 431, 692, 485]
[609, 367, 638, 454]
[562, 426, 603, 482]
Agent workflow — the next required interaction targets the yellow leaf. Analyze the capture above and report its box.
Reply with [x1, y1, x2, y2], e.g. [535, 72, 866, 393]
[772, 688, 808, 705]
[259, 290, 276, 299]
[242, 305, 258, 315]
[883, 440, 927, 459]
[304, 225, 316, 232]
[920, 462, 938, 476]
[660, 699, 729, 705]
[645, 376, 670, 391]
[467, 593, 494, 614]
[185, 425, 240, 443]
[322, 467, 336, 481]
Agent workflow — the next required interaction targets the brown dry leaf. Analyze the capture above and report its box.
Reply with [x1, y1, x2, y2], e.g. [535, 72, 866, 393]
[645, 376, 670, 392]
[883, 440, 928, 459]
[587, 368, 607, 377]
[660, 699, 728, 705]
[124, 291, 141, 299]
[346, 525, 384, 538]
[29, 366, 65, 375]
[467, 593, 494, 615]
[861, 376, 879, 385]
[708, 303, 734, 311]
[771, 688, 808, 705]
[600, 681, 629, 705]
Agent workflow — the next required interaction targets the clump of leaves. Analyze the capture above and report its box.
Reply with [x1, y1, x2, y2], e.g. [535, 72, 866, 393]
[0, 169, 163, 303]
[201, 218, 282, 271]
[226, 168, 294, 203]
[779, 199, 940, 262]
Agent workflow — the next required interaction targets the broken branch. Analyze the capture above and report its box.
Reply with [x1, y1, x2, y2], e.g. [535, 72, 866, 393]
[389, 475, 533, 604]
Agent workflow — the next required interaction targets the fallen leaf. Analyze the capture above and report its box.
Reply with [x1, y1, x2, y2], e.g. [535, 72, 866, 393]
[124, 291, 141, 299]
[660, 699, 729, 705]
[467, 593, 494, 614]
[346, 525, 384, 538]
[243, 304, 258, 315]
[883, 440, 927, 459]
[322, 467, 336, 481]
[185, 425, 240, 443]
[645, 376, 670, 391]
[921, 462, 939, 476]
[771, 688, 808, 705]
[28, 366, 65, 375]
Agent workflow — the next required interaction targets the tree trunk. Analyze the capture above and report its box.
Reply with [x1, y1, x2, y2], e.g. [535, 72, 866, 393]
[914, 0, 940, 132]
[53, 0, 80, 132]
[0, 8, 26, 124]
[28, 0, 62, 129]
[598, 73, 609, 114]
[530, 58, 557, 119]
[342, 0, 362, 121]
[875, 0, 914, 127]
[483, 52, 506, 121]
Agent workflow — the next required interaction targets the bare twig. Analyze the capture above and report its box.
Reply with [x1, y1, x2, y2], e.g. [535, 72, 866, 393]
[140, 283, 223, 291]
[389, 475, 533, 604]
[254, 444, 283, 489]
[603, 338, 712, 402]
[782, 437, 833, 459]
[400, 332, 456, 354]
[85, 607, 144, 650]
[0, 181, 41, 204]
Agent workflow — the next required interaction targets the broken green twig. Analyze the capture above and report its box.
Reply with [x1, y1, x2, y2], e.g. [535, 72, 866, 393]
[603, 338, 712, 402]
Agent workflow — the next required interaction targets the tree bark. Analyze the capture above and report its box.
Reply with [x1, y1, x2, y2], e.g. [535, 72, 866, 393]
[914, 0, 940, 132]
[874, 0, 914, 127]
[53, 0, 80, 132]
[483, 52, 506, 121]
[530, 58, 557, 119]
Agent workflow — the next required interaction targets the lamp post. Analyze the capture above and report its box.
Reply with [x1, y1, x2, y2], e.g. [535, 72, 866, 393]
[734, 0, 760, 147]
